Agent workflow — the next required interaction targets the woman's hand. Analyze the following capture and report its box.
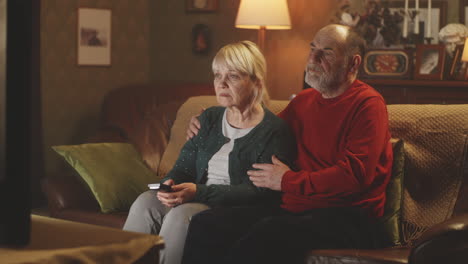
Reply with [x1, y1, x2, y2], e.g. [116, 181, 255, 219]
[157, 182, 197, 207]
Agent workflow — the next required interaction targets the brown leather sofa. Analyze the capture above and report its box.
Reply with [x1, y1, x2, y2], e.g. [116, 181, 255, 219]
[43, 83, 468, 264]
[43, 83, 214, 228]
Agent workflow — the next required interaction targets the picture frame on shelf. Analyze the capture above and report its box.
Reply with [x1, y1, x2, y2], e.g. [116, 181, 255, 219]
[360, 49, 412, 79]
[414, 44, 445, 80]
[387, 0, 447, 44]
[460, 0, 468, 26]
[77, 8, 111, 66]
[186, 0, 218, 13]
[448, 45, 466, 80]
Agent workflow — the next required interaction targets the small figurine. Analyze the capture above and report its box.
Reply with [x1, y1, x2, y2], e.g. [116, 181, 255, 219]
[438, 23, 468, 58]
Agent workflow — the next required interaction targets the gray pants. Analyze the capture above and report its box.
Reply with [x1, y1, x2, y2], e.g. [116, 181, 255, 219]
[123, 190, 210, 264]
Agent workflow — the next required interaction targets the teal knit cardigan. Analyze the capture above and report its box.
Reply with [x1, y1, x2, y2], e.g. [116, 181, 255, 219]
[162, 106, 297, 207]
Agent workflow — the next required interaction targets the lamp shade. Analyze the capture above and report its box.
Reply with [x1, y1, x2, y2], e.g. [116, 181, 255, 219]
[235, 0, 291, 30]
[462, 38, 468, 62]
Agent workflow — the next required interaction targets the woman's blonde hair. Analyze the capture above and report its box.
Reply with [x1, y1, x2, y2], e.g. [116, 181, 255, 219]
[212, 40, 270, 107]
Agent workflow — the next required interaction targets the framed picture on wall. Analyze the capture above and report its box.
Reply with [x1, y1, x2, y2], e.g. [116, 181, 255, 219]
[192, 24, 211, 55]
[414, 44, 445, 80]
[77, 8, 111, 66]
[460, 0, 468, 26]
[186, 0, 218, 13]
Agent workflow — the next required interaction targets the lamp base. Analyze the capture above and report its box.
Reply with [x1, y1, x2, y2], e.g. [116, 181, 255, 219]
[258, 26, 266, 51]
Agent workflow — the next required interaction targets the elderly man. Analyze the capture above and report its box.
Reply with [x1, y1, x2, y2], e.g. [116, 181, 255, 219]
[182, 24, 393, 264]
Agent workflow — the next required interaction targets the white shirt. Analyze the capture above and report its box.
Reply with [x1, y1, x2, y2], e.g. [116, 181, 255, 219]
[206, 110, 253, 186]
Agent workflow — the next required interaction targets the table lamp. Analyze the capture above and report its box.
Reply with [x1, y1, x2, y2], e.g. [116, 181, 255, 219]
[235, 0, 291, 50]
[462, 38, 468, 80]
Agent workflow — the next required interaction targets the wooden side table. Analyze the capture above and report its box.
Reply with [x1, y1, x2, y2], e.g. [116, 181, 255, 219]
[0, 215, 164, 264]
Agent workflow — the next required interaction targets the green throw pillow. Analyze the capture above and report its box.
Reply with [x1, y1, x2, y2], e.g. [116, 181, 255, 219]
[52, 143, 155, 213]
[378, 138, 405, 246]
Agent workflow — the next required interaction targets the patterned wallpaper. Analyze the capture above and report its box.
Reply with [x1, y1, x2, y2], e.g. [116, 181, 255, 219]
[41, 0, 150, 179]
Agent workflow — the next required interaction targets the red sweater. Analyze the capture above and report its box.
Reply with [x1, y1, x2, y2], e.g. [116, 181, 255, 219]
[278, 80, 393, 218]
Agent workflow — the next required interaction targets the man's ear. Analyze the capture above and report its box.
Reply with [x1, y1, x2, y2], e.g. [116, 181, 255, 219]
[350, 54, 362, 73]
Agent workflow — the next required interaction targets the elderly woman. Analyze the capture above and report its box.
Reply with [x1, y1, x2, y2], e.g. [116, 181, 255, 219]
[123, 40, 296, 264]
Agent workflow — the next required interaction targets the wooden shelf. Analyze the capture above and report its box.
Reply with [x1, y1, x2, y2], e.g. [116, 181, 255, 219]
[360, 79, 468, 104]
[364, 79, 468, 88]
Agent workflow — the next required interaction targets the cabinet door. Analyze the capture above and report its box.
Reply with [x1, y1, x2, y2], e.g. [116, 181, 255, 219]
[407, 87, 468, 104]
[364, 79, 468, 104]
[374, 86, 407, 104]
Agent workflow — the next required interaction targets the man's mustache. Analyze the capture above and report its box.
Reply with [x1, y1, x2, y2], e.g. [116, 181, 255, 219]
[307, 64, 323, 73]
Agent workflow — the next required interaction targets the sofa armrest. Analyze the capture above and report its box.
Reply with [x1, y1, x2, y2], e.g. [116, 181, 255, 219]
[42, 173, 100, 217]
[408, 214, 468, 264]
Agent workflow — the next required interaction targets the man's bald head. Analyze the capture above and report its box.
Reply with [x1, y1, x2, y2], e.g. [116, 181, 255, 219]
[316, 24, 366, 59]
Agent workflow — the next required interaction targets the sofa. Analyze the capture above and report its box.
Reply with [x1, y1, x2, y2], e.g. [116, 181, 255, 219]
[43, 83, 468, 264]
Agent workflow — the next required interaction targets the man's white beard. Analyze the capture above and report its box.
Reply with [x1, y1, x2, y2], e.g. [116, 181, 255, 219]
[305, 65, 347, 95]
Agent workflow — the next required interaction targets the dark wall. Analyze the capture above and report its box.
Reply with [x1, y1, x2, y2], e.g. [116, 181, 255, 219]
[41, 0, 151, 187]
[149, 0, 340, 100]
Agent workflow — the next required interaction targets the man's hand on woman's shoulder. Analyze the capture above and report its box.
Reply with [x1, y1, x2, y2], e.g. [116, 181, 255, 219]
[186, 108, 205, 140]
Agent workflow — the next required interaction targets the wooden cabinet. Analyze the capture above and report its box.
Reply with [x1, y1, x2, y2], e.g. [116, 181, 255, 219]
[364, 79, 468, 104]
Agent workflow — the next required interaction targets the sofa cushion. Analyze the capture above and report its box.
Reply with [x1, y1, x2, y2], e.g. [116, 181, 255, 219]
[378, 138, 405, 246]
[132, 101, 184, 174]
[53, 143, 156, 213]
[387, 104, 468, 245]
[157, 96, 219, 176]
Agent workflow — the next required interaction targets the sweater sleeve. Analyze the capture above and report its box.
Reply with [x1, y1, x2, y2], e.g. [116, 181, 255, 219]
[161, 137, 198, 184]
[160, 112, 213, 184]
[281, 97, 391, 198]
[257, 121, 297, 171]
